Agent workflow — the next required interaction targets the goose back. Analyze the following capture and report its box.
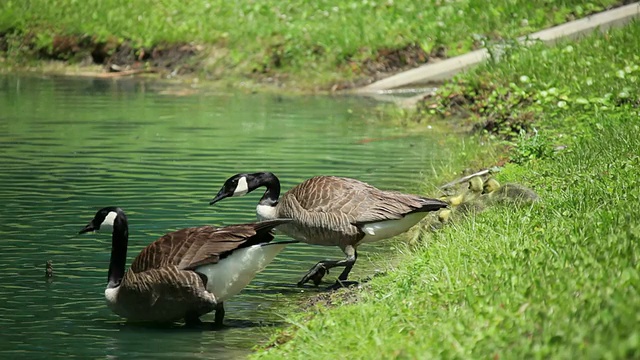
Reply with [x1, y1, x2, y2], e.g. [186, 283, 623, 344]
[130, 221, 285, 273]
[273, 176, 445, 247]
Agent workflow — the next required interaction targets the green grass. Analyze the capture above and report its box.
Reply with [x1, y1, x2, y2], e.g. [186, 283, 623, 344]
[0, 0, 623, 85]
[252, 22, 640, 359]
[429, 18, 640, 138]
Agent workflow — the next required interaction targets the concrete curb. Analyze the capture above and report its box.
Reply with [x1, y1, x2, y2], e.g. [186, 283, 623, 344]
[356, 2, 640, 94]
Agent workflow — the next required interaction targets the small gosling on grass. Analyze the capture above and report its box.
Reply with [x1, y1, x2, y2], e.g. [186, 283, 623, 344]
[446, 176, 484, 207]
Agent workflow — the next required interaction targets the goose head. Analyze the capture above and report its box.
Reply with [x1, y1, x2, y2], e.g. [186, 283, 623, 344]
[79, 207, 129, 289]
[209, 172, 277, 205]
[483, 178, 501, 194]
[468, 176, 484, 194]
[437, 208, 453, 223]
[79, 207, 126, 234]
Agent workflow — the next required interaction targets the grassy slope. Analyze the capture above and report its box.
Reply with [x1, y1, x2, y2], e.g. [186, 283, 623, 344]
[252, 22, 640, 359]
[0, 0, 622, 85]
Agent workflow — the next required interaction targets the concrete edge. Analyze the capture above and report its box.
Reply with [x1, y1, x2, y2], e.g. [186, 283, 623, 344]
[356, 2, 640, 94]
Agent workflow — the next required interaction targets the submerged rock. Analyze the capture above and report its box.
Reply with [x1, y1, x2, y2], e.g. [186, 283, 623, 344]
[45, 260, 53, 279]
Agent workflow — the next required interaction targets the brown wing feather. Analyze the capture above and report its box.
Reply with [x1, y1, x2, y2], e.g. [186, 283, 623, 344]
[129, 220, 290, 273]
[283, 176, 444, 227]
[278, 193, 360, 240]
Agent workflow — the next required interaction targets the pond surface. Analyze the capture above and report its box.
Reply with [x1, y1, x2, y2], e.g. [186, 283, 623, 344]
[0, 75, 449, 359]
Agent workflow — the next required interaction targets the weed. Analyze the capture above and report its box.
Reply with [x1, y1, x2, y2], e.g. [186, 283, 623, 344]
[508, 128, 554, 164]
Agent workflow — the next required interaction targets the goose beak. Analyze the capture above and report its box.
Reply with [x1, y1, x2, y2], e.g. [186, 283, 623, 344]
[209, 192, 227, 205]
[79, 222, 96, 234]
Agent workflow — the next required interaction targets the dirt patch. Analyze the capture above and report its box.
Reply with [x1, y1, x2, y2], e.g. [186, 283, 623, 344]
[104, 42, 203, 74]
[330, 43, 447, 91]
[46, 34, 95, 61]
[361, 43, 445, 76]
[251, 42, 446, 91]
[300, 286, 362, 310]
[259, 286, 363, 351]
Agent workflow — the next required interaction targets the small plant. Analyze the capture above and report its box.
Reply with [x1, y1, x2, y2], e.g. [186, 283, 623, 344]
[509, 128, 553, 164]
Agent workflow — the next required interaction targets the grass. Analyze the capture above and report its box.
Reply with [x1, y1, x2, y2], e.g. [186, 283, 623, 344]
[251, 21, 640, 359]
[427, 17, 640, 139]
[0, 0, 624, 86]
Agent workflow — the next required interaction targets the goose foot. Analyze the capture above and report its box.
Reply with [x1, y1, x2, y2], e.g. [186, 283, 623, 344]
[297, 263, 328, 287]
[299, 247, 358, 287]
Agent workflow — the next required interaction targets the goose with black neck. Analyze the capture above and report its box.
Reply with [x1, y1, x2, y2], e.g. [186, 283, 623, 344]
[209, 172, 448, 289]
[78, 206, 295, 327]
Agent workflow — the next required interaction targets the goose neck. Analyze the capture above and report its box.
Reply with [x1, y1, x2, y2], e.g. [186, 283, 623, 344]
[107, 217, 128, 289]
[258, 172, 281, 206]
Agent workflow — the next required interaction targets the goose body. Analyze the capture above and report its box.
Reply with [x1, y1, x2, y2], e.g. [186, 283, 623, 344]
[79, 207, 293, 325]
[210, 172, 448, 288]
[200, 242, 288, 302]
[102, 264, 216, 323]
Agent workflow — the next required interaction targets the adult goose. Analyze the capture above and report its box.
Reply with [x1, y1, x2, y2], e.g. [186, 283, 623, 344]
[78, 206, 294, 326]
[209, 172, 448, 288]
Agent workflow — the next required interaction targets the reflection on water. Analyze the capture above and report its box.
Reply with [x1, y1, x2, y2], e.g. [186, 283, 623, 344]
[0, 75, 449, 358]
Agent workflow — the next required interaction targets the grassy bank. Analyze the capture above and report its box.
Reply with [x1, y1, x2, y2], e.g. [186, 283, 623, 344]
[0, 0, 624, 88]
[252, 21, 640, 359]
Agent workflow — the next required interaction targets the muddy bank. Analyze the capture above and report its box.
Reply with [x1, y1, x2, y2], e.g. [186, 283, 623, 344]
[0, 32, 204, 77]
[0, 1, 632, 91]
[0, 30, 449, 89]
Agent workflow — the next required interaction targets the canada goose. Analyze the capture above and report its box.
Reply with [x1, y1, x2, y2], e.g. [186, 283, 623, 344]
[78, 206, 294, 326]
[483, 178, 501, 194]
[437, 208, 453, 224]
[445, 176, 484, 207]
[209, 172, 448, 288]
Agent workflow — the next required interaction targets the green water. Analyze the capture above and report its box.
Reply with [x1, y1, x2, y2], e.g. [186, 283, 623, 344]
[0, 75, 448, 359]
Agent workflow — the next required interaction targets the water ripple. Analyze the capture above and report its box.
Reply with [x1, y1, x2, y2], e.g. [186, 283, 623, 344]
[0, 75, 450, 358]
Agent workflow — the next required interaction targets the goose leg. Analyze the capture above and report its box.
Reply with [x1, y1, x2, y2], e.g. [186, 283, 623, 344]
[329, 246, 358, 290]
[213, 302, 225, 327]
[297, 245, 358, 289]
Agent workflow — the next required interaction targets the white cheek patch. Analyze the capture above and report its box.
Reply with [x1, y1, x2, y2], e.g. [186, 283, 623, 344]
[100, 211, 117, 231]
[233, 176, 249, 196]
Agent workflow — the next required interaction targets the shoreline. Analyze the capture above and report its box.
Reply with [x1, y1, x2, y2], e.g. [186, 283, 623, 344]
[1, 1, 632, 93]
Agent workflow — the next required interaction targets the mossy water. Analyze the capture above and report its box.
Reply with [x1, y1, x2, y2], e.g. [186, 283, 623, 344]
[0, 75, 452, 358]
